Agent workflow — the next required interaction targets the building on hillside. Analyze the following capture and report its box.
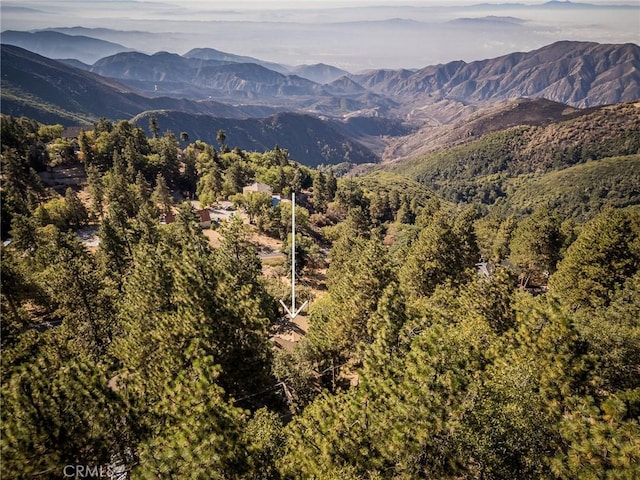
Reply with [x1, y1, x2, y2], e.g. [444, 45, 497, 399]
[243, 182, 273, 195]
[197, 209, 212, 229]
[161, 209, 211, 229]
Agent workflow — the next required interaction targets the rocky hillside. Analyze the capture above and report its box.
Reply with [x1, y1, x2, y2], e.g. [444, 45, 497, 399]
[384, 97, 600, 162]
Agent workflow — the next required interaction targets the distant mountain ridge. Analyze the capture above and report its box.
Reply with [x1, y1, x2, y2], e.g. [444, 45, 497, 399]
[290, 64, 351, 84]
[0, 45, 284, 124]
[351, 41, 640, 107]
[0, 45, 382, 167]
[90, 52, 326, 101]
[469, 1, 639, 10]
[0, 30, 133, 64]
[1, 30, 350, 84]
[3, 31, 637, 109]
[184, 48, 289, 75]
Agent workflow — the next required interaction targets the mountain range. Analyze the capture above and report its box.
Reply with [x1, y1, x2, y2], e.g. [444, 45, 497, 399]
[1, 29, 639, 168]
[350, 41, 640, 108]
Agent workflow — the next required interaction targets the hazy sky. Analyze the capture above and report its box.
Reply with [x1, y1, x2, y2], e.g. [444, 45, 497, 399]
[2, 1, 639, 71]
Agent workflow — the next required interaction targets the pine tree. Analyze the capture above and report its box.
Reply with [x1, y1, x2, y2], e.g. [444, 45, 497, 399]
[105, 152, 138, 217]
[552, 393, 640, 479]
[1, 354, 130, 479]
[152, 173, 173, 216]
[148, 115, 159, 139]
[34, 227, 116, 358]
[363, 281, 408, 374]
[549, 208, 640, 311]
[64, 187, 88, 230]
[133, 171, 152, 211]
[399, 210, 477, 299]
[86, 164, 105, 219]
[312, 170, 329, 212]
[1, 147, 45, 219]
[244, 408, 286, 479]
[509, 209, 563, 287]
[131, 356, 250, 479]
[157, 131, 180, 187]
[98, 215, 132, 278]
[196, 165, 223, 207]
[307, 235, 394, 373]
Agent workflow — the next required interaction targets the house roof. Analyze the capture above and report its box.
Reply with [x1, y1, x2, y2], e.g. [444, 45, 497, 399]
[243, 182, 272, 193]
[197, 209, 211, 223]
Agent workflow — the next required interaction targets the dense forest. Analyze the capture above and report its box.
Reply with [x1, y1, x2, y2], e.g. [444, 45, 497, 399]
[1, 114, 639, 479]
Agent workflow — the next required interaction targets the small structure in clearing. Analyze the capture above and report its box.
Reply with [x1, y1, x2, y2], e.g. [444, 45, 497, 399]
[243, 182, 273, 195]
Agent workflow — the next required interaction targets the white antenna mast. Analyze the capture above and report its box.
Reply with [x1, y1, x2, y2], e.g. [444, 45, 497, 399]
[280, 192, 308, 320]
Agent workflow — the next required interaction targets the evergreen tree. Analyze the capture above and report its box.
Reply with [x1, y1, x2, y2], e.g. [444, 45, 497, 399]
[363, 281, 408, 374]
[368, 192, 391, 225]
[307, 235, 393, 375]
[0, 246, 44, 350]
[312, 170, 329, 212]
[244, 408, 286, 480]
[399, 210, 478, 299]
[98, 215, 133, 278]
[64, 187, 88, 230]
[0, 147, 45, 229]
[216, 129, 227, 149]
[105, 152, 138, 217]
[131, 357, 250, 479]
[152, 173, 173, 216]
[549, 208, 640, 311]
[222, 162, 246, 197]
[509, 209, 563, 287]
[196, 165, 223, 207]
[34, 227, 116, 358]
[86, 163, 105, 219]
[133, 171, 152, 211]
[157, 131, 180, 187]
[552, 393, 640, 479]
[148, 115, 159, 139]
[1, 354, 130, 479]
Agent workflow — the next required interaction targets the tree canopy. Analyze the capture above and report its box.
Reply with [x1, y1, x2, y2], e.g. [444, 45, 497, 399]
[2, 114, 638, 480]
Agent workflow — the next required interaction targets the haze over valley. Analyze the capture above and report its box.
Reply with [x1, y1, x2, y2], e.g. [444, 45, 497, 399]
[2, 0, 639, 70]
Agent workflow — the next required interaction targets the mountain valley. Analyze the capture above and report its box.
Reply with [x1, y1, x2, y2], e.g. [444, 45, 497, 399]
[1, 30, 639, 170]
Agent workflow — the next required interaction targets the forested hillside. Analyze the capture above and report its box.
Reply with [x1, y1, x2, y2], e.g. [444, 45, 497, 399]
[392, 101, 640, 215]
[1, 114, 639, 479]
